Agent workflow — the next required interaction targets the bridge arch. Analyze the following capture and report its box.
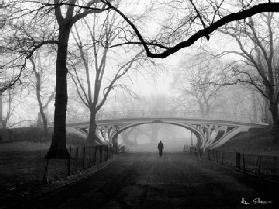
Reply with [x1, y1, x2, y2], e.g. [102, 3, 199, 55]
[111, 121, 204, 147]
[67, 116, 266, 150]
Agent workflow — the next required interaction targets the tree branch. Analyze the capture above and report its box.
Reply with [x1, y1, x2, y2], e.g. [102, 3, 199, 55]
[106, 2, 279, 58]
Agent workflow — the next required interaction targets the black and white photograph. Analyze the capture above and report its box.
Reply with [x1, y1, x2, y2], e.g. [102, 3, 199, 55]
[0, 0, 279, 208]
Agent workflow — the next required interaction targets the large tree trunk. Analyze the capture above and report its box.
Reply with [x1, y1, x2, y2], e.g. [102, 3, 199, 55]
[0, 92, 2, 126]
[260, 97, 272, 124]
[251, 90, 258, 122]
[41, 112, 48, 137]
[1, 119, 7, 129]
[1, 90, 12, 129]
[45, 25, 71, 159]
[269, 100, 279, 144]
[37, 112, 48, 137]
[112, 133, 119, 153]
[36, 83, 48, 137]
[87, 110, 102, 145]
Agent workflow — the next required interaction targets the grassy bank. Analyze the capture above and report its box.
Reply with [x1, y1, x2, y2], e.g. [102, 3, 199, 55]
[0, 127, 86, 146]
[0, 127, 88, 203]
[217, 127, 279, 156]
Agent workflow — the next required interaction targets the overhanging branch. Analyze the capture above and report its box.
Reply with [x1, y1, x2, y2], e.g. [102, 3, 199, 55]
[106, 2, 279, 58]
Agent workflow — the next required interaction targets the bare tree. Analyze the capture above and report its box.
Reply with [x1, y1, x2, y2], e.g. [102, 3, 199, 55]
[0, 1, 6, 29]
[219, 12, 279, 142]
[45, 0, 110, 158]
[69, 11, 146, 145]
[2, 0, 279, 158]
[31, 1, 279, 59]
[173, 52, 224, 117]
[1, 6, 57, 135]
[1, 0, 109, 158]
[29, 50, 55, 137]
[0, 88, 14, 129]
[105, 1, 279, 58]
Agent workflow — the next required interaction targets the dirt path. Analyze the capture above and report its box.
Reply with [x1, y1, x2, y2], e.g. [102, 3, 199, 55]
[8, 153, 278, 209]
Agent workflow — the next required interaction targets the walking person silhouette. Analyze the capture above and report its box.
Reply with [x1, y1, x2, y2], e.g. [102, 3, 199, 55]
[158, 140, 164, 157]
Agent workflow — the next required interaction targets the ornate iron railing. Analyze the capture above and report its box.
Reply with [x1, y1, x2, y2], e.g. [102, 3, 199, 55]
[96, 110, 264, 124]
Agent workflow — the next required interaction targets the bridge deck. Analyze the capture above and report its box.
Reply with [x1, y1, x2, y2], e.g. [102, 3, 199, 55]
[67, 118, 267, 128]
[15, 153, 277, 209]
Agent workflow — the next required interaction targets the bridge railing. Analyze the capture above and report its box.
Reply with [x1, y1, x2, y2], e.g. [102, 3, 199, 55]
[96, 110, 262, 123]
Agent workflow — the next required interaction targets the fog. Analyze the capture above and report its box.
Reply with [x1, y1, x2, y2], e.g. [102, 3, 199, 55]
[118, 123, 196, 152]
[0, 0, 274, 144]
[1, 2, 279, 208]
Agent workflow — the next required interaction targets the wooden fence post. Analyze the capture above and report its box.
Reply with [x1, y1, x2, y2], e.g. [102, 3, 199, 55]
[236, 152, 241, 169]
[88, 146, 91, 167]
[67, 146, 71, 175]
[106, 145, 109, 161]
[242, 153, 246, 173]
[100, 146, 103, 162]
[94, 146, 98, 165]
[256, 155, 262, 176]
[42, 159, 49, 183]
[75, 147, 79, 172]
[213, 150, 216, 162]
[83, 145, 86, 169]
[272, 156, 277, 176]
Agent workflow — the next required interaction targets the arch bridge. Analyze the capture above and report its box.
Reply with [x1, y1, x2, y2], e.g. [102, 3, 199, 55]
[67, 110, 267, 151]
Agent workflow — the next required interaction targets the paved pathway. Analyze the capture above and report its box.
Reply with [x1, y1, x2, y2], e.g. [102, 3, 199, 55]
[10, 153, 278, 209]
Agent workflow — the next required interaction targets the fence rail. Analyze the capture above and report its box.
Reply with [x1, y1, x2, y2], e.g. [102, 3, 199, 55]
[0, 144, 115, 207]
[43, 144, 114, 182]
[202, 149, 279, 181]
